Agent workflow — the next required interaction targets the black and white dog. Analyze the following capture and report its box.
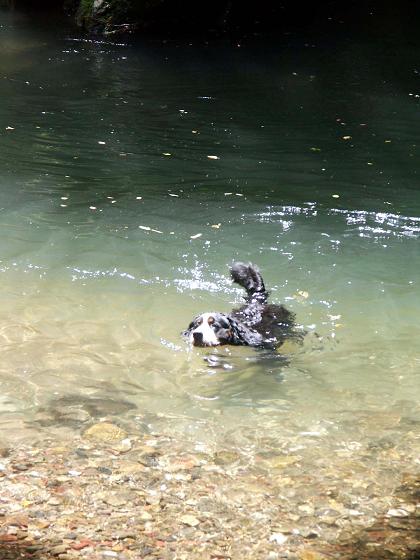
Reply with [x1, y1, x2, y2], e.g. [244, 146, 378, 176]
[183, 262, 298, 349]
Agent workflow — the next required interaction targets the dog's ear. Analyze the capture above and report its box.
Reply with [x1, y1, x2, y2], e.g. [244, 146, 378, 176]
[182, 318, 196, 337]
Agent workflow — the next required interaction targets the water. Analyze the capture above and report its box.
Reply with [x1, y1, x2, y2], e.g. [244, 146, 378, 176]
[0, 10, 419, 464]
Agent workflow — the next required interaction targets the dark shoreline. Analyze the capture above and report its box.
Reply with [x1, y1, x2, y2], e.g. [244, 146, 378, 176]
[3, 0, 420, 42]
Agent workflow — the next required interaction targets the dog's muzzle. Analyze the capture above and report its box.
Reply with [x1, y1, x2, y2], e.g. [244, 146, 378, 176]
[190, 326, 220, 347]
[192, 331, 204, 345]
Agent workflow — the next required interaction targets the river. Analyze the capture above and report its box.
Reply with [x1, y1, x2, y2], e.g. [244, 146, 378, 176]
[0, 8, 419, 481]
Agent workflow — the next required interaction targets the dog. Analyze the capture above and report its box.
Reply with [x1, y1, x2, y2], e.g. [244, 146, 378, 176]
[183, 262, 298, 349]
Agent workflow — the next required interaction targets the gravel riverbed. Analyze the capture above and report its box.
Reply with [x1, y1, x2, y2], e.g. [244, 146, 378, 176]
[0, 420, 418, 560]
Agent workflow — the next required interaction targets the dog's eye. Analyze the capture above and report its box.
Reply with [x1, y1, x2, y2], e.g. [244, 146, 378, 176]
[188, 316, 203, 330]
[207, 316, 215, 325]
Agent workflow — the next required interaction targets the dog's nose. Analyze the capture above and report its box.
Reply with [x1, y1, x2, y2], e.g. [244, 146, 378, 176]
[192, 331, 203, 344]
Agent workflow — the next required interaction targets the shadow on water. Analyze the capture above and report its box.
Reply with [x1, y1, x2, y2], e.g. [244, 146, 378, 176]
[30, 394, 137, 429]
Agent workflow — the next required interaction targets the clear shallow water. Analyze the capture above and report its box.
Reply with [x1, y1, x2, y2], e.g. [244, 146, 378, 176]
[0, 10, 419, 456]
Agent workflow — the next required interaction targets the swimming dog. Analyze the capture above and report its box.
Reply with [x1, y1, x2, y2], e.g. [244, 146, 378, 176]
[183, 262, 297, 349]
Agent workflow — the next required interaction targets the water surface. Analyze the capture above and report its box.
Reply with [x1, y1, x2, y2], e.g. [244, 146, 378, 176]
[0, 11, 419, 472]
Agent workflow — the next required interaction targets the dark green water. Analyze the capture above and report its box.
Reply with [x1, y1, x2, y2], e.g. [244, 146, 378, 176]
[0, 11, 419, 458]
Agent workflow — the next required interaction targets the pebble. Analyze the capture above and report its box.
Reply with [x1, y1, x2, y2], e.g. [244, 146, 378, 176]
[300, 527, 321, 538]
[138, 511, 153, 521]
[214, 451, 240, 465]
[97, 466, 113, 475]
[386, 508, 410, 517]
[12, 463, 31, 471]
[0, 426, 417, 560]
[83, 423, 127, 442]
[259, 454, 300, 470]
[298, 504, 314, 515]
[47, 498, 62, 506]
[298, 550, 328, 560]
[24, 544, 44, 552]
[145, 493, 160, 506]
[269, 532, 288, 545]
[180, 514, 200, 527]
[111, 438, 132, 454]
[50, 544, 68, 555]
[102, 493, 132, 507]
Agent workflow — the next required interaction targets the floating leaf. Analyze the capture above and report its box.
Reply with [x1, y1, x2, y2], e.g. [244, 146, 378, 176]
[190, 233, 202, 239]
[297, 290, 309, 299]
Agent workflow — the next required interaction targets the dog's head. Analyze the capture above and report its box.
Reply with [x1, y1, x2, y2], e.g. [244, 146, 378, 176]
[183, 312, 237, 347]
[183, 312, 265, 347]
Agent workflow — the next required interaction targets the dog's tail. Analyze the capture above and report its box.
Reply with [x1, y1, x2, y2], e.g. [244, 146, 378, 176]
[230, 262, 268, 303]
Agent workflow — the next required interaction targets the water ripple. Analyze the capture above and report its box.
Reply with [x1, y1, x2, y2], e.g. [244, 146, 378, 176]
[330, 208, 420, 239]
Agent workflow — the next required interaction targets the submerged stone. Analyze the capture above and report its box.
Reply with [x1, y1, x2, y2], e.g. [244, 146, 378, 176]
[180, 514, 200, 527]
[83, 423, 127, 442]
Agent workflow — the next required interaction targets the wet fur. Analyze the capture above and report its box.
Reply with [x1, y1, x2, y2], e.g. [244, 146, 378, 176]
[184, 263, 298, 349]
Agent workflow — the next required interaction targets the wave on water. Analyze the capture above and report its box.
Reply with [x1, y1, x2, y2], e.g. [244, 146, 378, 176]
[249, 203, 420, 239]
[330, 208, 420, 239]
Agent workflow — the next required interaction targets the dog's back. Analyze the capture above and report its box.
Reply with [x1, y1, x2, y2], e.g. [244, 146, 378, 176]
[230, 262, 297, 348]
